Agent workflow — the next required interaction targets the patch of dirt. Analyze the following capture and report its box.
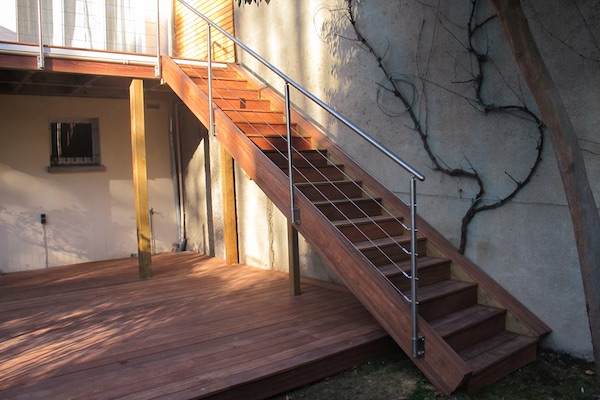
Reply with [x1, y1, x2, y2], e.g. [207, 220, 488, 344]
[270, 350, 596, 400]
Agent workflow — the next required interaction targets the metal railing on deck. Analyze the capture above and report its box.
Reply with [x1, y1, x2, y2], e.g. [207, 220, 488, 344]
[1, 0, 167, 76]
[176, 0, 426, 358]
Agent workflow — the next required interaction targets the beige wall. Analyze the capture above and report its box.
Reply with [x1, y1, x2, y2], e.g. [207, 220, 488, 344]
[233, 0, 600, 358]
[0, 94, 177, 272]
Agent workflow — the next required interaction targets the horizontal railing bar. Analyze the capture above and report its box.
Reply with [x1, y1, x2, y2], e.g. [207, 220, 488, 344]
[178, 0, 425, 182]
[0, 42, 159, 67]
[173, 58, 228, 68]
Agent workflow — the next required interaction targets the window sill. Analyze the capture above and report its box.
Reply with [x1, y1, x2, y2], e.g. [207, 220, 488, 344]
[47, 165, 107, 174]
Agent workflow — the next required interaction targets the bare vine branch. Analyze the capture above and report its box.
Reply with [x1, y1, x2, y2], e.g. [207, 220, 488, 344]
[322, 0, 546, 253]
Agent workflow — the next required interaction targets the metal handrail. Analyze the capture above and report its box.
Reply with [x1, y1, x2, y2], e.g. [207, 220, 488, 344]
[177, 0, 425, 358]
[178, 0, 424, 182]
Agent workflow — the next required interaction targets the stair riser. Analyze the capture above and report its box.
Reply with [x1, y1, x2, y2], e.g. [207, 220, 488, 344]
[298, 182, 364, 202]
[215, 98, 271, 111]
[193, 78, 249, 90]
[444, 314, 506, 352]
[225, 111, 285, 124]
[340, 219, 407, 243]
[419, 286, 478, 320]
[466, 343, 537, 391]
[390, 262, 451, 292]
[211, 88, 261, 100]
[266, 152, 330, 168]
[250, 137, 312, 151]
[237, 123, 294, 136]
[292, 166, 346, 183]
[361, 239, 427, 266]
[182, 68, 239, 79]
[316, 200, 383, 220]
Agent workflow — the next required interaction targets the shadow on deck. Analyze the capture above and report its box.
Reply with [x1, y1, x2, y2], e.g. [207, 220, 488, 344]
[0, 252, 396, 399]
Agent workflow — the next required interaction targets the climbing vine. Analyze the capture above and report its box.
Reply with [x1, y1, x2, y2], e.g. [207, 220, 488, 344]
[316, 0, 545, 253]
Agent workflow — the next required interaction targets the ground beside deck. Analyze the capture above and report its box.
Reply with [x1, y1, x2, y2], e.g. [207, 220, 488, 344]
[0, 252, 395, 399]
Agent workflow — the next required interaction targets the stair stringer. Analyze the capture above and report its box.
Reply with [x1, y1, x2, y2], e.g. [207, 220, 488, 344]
[251, 76, 551, 342]
[162, 57, 472, 394]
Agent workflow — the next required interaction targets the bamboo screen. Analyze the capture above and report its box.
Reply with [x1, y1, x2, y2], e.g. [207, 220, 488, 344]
[174, 0, 236, 62]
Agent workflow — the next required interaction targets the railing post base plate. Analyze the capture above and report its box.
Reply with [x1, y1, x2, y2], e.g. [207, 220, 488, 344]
[413, 336, 425, 358]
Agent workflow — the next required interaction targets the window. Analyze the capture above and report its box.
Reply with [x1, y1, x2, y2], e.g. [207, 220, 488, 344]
[48, 118, 104, 172]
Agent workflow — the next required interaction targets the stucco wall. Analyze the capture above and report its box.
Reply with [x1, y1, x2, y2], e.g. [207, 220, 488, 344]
[233, 0, 600, 358]
[0, 95, 178, 272]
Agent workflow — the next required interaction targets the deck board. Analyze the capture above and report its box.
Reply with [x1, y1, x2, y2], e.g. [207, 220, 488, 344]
[0, 252, 393, 399]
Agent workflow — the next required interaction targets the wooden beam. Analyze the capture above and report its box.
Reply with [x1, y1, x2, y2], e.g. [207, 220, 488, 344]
[130, 79, 153, 278]
[0, 54, 156, 78]
[219, 145, 239, 264]
[288, 222, 301, 296]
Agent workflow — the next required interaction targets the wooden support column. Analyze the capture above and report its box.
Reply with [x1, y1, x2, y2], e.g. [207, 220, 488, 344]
[219, 145, 239, 264]
[288, 222, 301, 296]
[129, 79, 152, 278]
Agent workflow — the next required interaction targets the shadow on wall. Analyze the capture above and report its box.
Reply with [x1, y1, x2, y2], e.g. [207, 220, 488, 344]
[0, 205, 109, 273]
[178, 104, 215, 256]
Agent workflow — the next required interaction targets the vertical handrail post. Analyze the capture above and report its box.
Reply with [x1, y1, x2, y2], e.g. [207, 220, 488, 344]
[207, 25, 215, 136]
[285, 82, 300, 224]
[155, 0, 161, 78]
[36, 0, 44, 70]
[411, 176, 425, 357]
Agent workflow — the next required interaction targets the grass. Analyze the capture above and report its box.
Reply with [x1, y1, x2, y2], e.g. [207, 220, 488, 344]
[269, 350, 596, 400]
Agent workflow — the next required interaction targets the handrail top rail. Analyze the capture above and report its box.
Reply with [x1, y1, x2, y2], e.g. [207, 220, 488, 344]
[178, 0, 425, 182]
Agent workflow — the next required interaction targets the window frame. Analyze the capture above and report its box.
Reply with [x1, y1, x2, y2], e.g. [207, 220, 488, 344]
[47, 117, 105, 173]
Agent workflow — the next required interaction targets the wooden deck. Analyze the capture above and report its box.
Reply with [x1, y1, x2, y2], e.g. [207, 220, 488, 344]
[0, 252, 395, 400]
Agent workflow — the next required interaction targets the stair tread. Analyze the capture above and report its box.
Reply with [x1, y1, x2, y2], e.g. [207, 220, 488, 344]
[296, 179, 359, 187]
[190, 75, 246, 83]
[263, 149, 324, 154]
[313, 197, 381, 206]
[333, 215, 402, 228]
[429, 304, 506, 338]
[414, 279, 477, 303]
[246, 133, 304, 138]
[209, 89, 261, 100]
[459, 331, 538, 374]
[225, 110, 283, 115]
[354, 234, 411, 250]
[378, 256, 449, 276]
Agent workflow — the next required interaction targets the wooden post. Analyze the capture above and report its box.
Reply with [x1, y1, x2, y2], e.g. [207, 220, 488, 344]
[219, 145, 239, 264]
[129, 79, 152, 278]
[288, 222, 301, 296]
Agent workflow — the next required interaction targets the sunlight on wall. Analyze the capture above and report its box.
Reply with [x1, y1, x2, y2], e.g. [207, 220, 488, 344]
[0, 95, 177, 273]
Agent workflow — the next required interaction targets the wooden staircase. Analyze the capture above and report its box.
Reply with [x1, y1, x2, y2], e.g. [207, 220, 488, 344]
[162, 57, 551, 395]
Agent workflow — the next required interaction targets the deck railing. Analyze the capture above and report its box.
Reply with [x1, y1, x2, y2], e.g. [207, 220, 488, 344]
[0, 0, 169, 76]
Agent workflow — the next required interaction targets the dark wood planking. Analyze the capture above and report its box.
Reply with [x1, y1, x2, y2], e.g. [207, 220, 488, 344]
[356, 235, 428, 266]
[249, 136, 312, 151]
[207, 65, 473, 395]
[0, 253, 390, 399]
[264, 149, 330, 168]
[462, 333, 538, 391]
[206, 337, 397, 400]
[246, 66, 551, 340]
[291, 164, 347, 183]
[416, 280, 479, 320]
[334, 215, 407, 242]
[296, 180, 364, 202]
[165, 61, 547, 395]
[429, 305, 507, 352]
[380, 257, 452, 291]
[313, 197, 384, 220]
